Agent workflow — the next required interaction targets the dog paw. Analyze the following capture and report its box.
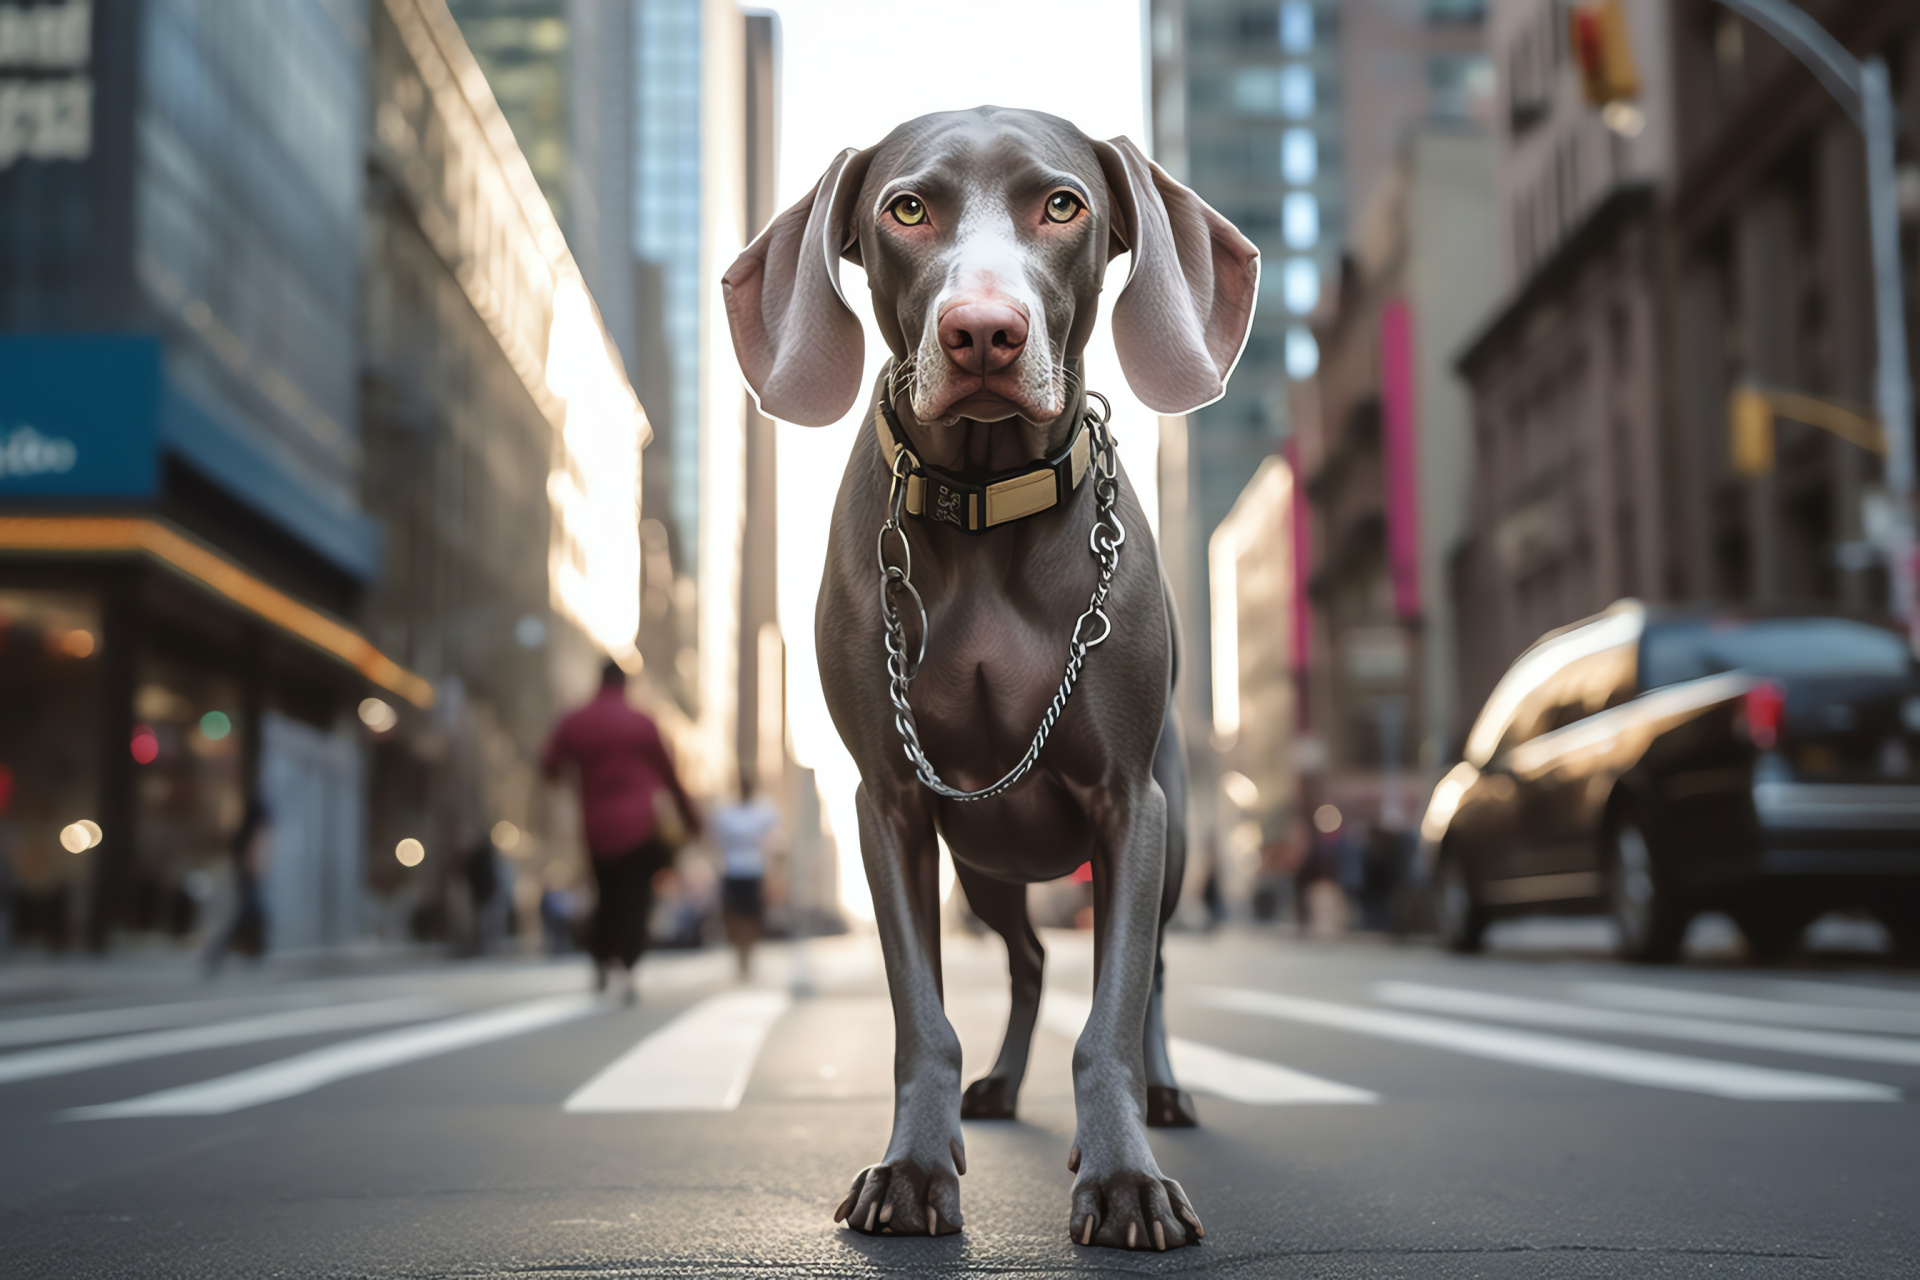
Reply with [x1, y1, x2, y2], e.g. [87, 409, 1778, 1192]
[960, 1075, 1019, 1121]
[1068, 1165, 1201, 1250]
[833, 1149, 965, 1237]
[1145, 1085, 1198, 1128]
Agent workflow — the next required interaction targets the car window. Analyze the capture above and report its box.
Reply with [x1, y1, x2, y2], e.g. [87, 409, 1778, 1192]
[1641, 617, 1911, 688]
[1492, 642, 1637, 757]
[1464, 607, 1643, 766]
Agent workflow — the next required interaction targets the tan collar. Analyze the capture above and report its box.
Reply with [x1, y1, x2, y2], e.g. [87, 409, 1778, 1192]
[874, 396, 1092, 534]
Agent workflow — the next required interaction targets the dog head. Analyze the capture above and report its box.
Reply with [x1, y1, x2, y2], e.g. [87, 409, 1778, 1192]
[723, 107, 1259, 429]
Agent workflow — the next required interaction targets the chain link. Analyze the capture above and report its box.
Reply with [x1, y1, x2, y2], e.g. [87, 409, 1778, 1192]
[877, 392, 1121, 802]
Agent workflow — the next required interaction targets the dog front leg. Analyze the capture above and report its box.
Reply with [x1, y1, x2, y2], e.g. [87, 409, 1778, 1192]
[1067, 780, 1202, 1250]
[833, 782, 965, 1237]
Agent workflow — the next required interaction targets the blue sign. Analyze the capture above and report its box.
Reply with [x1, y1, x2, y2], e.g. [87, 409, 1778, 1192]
[0, 334, 161, 497]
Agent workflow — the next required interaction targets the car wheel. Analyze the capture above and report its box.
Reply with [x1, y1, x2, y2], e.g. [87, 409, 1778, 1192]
[1434, 851, 1487, 954]
[1608, 820, 1688, 964]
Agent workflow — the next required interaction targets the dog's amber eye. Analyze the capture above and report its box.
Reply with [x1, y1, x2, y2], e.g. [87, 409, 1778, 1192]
[1044, 191, 1084, 224]
[889, 195, 927, 226]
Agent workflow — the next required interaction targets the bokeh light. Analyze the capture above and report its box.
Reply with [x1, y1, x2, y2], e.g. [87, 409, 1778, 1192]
[59, 819, 102, 853]
[199, 710, 232, 740]
[395, 837, 425, 867]
[130, 725, 159, 765]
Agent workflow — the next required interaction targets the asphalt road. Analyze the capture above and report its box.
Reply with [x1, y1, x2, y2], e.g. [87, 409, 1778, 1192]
[4, 921, 1919, 1278]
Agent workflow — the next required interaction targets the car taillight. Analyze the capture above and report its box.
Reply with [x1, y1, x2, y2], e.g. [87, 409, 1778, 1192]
[1743, 680, 1787, 749]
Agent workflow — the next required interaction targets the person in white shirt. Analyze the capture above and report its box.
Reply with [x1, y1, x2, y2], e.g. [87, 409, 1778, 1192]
[713, 777, 779, 979]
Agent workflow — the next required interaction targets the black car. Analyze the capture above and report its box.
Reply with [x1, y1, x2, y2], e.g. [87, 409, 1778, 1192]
[1420, 601, 1920, 962]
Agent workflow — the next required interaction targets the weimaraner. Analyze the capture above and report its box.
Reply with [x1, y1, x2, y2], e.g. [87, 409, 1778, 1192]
[723, 106, 1257, 1251]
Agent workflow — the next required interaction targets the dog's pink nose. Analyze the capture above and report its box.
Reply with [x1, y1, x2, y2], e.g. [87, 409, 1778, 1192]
[939, 302, 1028, 375]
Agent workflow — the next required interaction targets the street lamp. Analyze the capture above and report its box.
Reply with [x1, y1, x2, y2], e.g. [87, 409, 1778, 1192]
[1712, 0, 1916, 636]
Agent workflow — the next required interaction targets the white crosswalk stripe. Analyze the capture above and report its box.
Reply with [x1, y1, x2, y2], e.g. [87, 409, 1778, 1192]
[1197, 985, 1900, 1102]
[0, 994, 338, 1050]
[64, 994, 602, 1119]
[0, 998, 449, 1085]
[564, 990, 792, 1112]
[1041, 988, 1378, 1105]
[1377, 982, 1920, 1066]
[1573, 982, 1920, 1036]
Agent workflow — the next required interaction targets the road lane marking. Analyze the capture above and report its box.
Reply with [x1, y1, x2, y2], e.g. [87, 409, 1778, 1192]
[1165, 1038, 1379, 1105]
[0, 994, 337, 1050]
[1575, 982, 1920, 1036]
[564, 990, 792, 1112]
[1040, 989, 1377, 1105]
[0, 998, 448, 1085]
[62, 994, 601, 1118]
[1376, 982, 1920, 1066]
[1195, 986, 1898, 1102]
[1769, 979, 1920, 1011]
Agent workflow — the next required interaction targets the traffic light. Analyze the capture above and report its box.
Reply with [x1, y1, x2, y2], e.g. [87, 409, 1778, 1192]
[1729, 386, 1774, 478]
[1571, 0, 1640, 106]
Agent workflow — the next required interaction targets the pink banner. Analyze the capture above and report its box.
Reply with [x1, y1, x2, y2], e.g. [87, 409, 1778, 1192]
[1379, 299, 1422, 620]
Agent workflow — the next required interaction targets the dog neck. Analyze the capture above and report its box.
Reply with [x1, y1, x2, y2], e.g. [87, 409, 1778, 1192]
[874, 363, 1097, 536]
[880, 360, 1085, 475]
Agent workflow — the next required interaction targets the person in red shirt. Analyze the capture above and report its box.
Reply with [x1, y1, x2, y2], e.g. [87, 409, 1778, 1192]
[542, 660, 701, 1001]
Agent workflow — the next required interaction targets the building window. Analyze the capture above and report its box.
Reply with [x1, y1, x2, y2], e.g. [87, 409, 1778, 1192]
[1285, 325, 1320, 378]
[1280, 0, 1314, 54]
[1230, 64, 1316, 119]
[1282, 257, 1320, 314]
[1281, 127, 1317, 183]
[1282, 191, 1319, 249]
[1428, 53, 1494, 122]
[1280, 63, 1315, 118]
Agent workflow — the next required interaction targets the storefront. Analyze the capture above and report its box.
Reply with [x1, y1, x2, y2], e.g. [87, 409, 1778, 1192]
[0, 335, 428, 952]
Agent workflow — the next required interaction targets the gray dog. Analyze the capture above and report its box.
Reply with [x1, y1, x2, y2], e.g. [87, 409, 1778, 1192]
[723, 106, 1257, 1251]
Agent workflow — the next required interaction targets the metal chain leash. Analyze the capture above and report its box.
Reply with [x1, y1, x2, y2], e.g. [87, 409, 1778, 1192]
[877, 391, 1123, 802]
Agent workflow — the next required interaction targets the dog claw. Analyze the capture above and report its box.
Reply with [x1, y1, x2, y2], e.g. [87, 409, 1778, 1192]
[1081, 1215, 1095, 1246]
[864, 1202, 878, 1233]
[1154, 1221, 1166, 1251]
[951, 1139, 967, 1176]
[1066, 1146, 1080, 1173]
[929, 1206, 939, 1235]
[1127, 1222, 1138, 1249]
[879, 1202, 893, 1225]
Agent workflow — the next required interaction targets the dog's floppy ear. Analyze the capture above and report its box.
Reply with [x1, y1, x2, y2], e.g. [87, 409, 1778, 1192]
[722, 146, 876, 426]
[1094, 136, 1260, 415]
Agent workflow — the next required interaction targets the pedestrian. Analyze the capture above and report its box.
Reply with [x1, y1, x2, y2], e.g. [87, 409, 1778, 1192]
[541, 660, 700, 1004]
[204, 799, 272, 976]
[462, 832, 506, 956]
[713, 776, 778, 980]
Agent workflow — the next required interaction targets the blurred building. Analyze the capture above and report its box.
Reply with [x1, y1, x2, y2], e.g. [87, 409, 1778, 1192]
[631, 0, 704, 715]
[1154, 0, 1494, 872]
[1451, 0, 1920, 731]
[1150, 0, 1345, 729]
[364, 0, 645, 941]
[0, 0, 644, 953]
[1208, 455, 1300, 899]
[1451, 0, 1677, 722]
[1664, 0, 1917, 615]
[0, 0, 393, 950]
[1300, 125, 1500, 836]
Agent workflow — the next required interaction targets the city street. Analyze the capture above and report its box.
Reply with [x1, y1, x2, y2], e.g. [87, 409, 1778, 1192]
[5, 925, 1920, 1278]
